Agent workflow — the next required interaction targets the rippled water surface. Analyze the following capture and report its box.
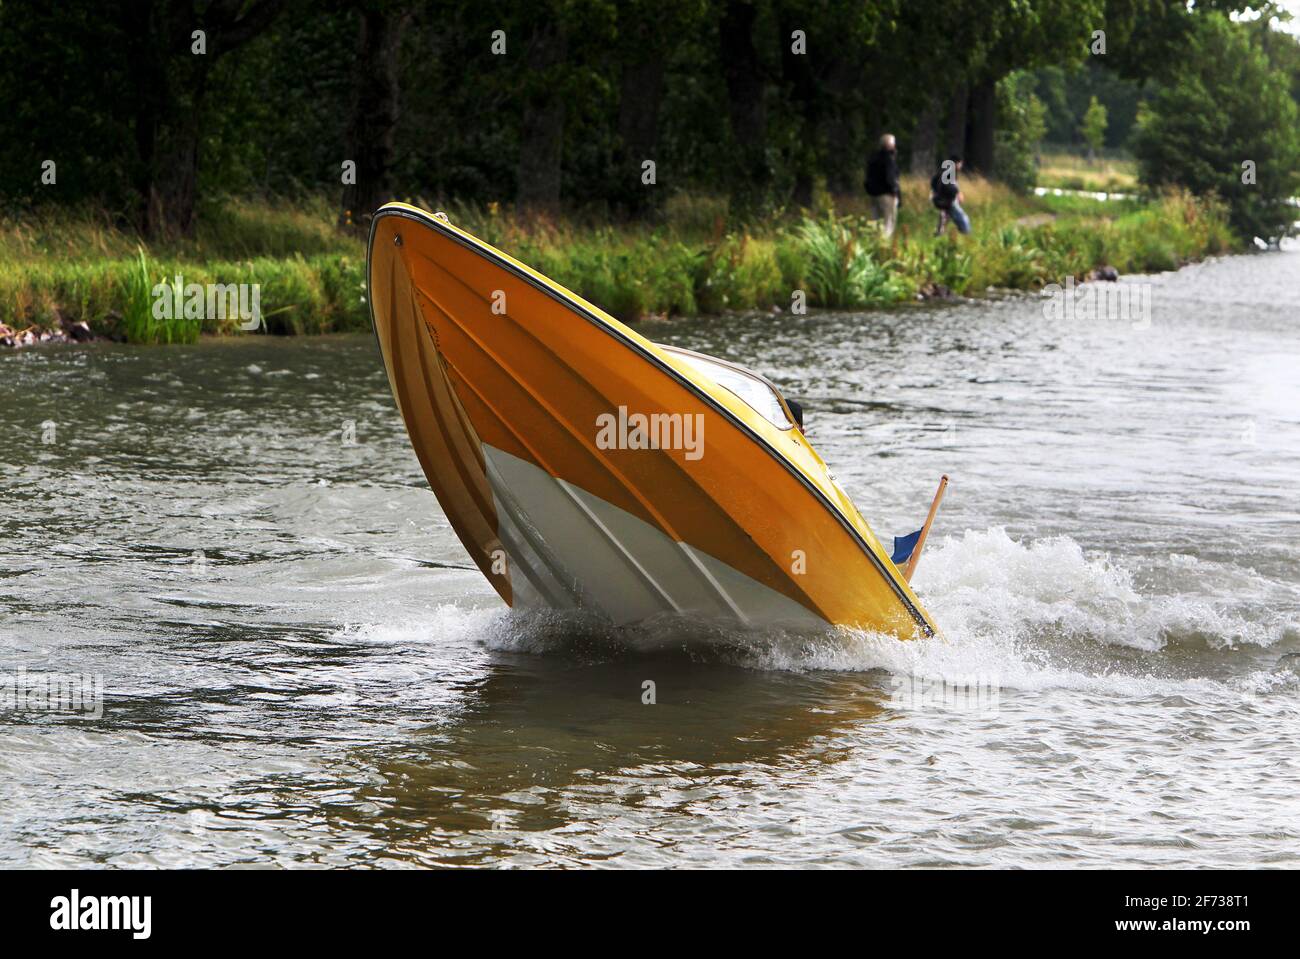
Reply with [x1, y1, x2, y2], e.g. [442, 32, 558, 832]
[3, 247, 1299, 867]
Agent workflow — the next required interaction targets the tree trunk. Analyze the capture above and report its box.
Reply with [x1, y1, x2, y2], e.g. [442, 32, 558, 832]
[122, 4, 167, 234]
[790, 170, 814, 211]
[139, 5, 209, 240]
[146, 86, 206, 239]
[133, 0, 287, 239]
[821, 57, 863, 198]
[944, 83, 968, 159]
[719, 0, 767, 214]
[965, 77, 997, 176]
[516, 21, 568, 213]
[341, 7, 407, 229]
[778, 5, 818, 209]
[910, 99, 940, 174]
[616, 55, 665, 217]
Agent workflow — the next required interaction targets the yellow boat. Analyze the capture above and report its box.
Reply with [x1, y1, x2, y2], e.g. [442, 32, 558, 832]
[367, 202, 939, 638]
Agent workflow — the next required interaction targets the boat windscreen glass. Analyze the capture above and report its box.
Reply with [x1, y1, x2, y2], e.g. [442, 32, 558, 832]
[662, 348, 794, 430]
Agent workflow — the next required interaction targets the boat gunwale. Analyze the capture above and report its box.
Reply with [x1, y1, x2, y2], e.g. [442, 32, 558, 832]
[365, 202, 934, 637]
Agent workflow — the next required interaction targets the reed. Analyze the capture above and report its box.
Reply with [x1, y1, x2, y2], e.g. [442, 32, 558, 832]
[0, 187, 1235, 342]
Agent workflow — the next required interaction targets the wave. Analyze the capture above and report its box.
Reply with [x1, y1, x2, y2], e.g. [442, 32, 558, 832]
[917, 526, 1294, 650]
[751, 527, 1297, 695]
[335, 527, 1298, 698]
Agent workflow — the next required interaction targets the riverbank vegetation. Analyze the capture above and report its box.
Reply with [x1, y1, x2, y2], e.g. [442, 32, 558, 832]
[0, 2, 1292, 344]
[1036, 152, 1138, 194]
[0, 198, 365, 343]
[1, 181, 1233, 343]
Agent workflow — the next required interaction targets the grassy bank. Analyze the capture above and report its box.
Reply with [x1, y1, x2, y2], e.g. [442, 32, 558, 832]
[1, 180, 1234, 344]
[479, 179, 1232, 317]
[1036, 150, 1139, 193]
[0, 197, 368, 343]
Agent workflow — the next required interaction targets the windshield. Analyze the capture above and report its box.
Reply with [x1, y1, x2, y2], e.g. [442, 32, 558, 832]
[660, 346, 794, 430]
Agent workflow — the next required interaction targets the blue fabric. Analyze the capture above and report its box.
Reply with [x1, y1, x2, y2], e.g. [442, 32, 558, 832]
[949, 201, 972, 234]
[892, 528, 923, 565]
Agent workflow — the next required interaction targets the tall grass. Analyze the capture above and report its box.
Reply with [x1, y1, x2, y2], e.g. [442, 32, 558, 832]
[0, 197, 371, 341]
[795, 216, 910, 307]
[1037, 149, 1139, 193]
[0, 186, 1235, 342]
[121, 248, 168, 343]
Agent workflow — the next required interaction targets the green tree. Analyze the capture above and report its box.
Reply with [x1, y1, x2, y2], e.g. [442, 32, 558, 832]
[996, 72, 1047, 192]
[1034, 63, 1143, 150]
[1080, 96, 1108, 162]
[1133, 13, 1300, 239]
[954, 0, 1107, 175]
[127, 0, 289, 237]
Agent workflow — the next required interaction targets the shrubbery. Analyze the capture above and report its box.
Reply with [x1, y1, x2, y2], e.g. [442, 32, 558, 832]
[1133, 13, 1300, 241]
[0, 185, 1234, 343]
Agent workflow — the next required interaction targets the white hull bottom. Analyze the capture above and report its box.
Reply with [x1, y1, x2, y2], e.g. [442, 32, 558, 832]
[482, 445, 826, 629]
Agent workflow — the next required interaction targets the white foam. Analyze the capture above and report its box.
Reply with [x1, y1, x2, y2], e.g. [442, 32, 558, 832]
[332, 528, 1294, 699]
[918, 527, 1287, 649]
[337, 604, 487, 641]
[740, 527, 1293, 696]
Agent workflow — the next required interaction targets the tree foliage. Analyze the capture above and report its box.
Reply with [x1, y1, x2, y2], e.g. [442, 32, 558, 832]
[996, 72, 1048, 193]
[0, 0, 1294, 237]
[1133, 12, 1300, 239]
[1080, 96, 1109, 160]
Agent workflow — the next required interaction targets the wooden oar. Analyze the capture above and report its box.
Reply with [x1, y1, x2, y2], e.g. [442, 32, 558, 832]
[903, 475, 948, 582]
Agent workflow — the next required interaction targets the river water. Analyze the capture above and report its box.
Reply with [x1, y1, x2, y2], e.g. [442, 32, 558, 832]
[2, 246, 1298, 868]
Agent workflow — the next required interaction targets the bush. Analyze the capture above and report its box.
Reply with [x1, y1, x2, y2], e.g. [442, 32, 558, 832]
[792, 215, 909, 308]
[1133, 13, 1300, 240]
[695, 234, 785, 313]
[0, 190, 1237, 341]
[996, 72, 1048, 194]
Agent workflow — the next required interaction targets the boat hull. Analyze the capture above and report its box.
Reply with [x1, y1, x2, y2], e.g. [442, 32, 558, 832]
[367, 203, 937, 637]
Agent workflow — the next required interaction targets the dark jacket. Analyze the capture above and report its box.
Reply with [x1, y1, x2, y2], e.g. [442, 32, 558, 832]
[865, 149, 900, 198]
[930, 169, 959, 209]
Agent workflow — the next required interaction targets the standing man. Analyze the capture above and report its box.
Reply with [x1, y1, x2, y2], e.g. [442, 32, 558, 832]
[865, 134, 901, 238]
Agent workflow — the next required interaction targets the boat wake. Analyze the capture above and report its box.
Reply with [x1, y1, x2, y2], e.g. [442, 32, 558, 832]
[338, 527, 1298, 701]
[746, 526, 1299, 697]
[918, 526, 1293, 651]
